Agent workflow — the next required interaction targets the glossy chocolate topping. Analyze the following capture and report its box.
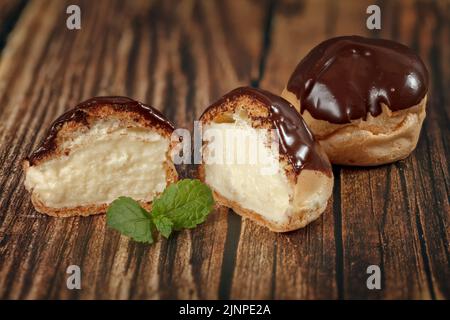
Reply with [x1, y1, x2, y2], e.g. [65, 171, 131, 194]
[27, 96, 174, 165]
[287, 36, 429, 124]
[202, 87, 331, 176]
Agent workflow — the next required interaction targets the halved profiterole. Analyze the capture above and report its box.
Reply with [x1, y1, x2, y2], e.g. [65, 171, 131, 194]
[199, 87, 333, 232]
[23, 96, 178, 217]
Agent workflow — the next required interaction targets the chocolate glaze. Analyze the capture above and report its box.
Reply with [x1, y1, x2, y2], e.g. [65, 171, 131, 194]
[287, 36, 429, 124]
[27, 96, 174, 165]
[202, 87, 332, 176]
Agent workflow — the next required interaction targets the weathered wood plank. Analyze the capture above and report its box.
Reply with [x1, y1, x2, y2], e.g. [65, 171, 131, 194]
[408, 0, 450, 299]
[231, 0, 341, 300]
[337, 0, 449, 299]
[0, 0, 268, 299]
[335, 0, 427, 300]
[257, 0, 449, 299]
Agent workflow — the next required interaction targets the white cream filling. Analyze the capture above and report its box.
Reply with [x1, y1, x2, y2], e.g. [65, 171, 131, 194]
[203, 113, 292, 223]
[25, 123, 169, 208]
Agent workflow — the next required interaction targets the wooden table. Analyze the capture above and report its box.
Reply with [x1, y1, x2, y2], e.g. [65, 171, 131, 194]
[0, 0, 448, 300]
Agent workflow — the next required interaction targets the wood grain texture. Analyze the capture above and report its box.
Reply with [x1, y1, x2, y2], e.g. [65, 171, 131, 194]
[0, 0, 448, 299]
[258, 0, 449, 300]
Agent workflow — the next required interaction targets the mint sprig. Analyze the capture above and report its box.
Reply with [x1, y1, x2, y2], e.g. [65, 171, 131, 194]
[152, 179, 215, 230]
[106, 179, 214, 243]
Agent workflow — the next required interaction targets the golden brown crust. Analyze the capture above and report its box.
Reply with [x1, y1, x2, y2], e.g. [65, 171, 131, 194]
[282, 88, 427, 166]
[29, 197, 153, 218]
[200, 96, 270, 126]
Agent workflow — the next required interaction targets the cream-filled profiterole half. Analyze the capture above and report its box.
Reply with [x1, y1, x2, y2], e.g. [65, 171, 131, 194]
[23, 96, 178, 217]
[199, 87, 333, 232]
[282, 36, 429, 166]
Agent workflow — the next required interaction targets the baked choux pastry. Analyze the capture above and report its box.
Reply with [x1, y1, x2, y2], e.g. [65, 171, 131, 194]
[281, 36, 429, 166]
[23, 96, 178, 217]
[199, 87, 333, 232]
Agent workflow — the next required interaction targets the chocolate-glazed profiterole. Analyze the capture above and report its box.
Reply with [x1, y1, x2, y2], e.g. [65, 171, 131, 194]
[28, 96, 174, 166]
[282, 36, 429, 165]
[199, 87, 333, 232]
[23, 96, 178, 217]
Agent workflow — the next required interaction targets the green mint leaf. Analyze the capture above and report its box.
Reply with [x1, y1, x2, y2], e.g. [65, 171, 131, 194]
[106, 196, 154, 243]
[106, 180, 215, 244]
[152, 179, 214, 230]
[153, 214, 173, 238]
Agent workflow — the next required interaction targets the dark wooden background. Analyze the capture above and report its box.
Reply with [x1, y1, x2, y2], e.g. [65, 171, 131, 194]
[0, 0, 448, 299]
